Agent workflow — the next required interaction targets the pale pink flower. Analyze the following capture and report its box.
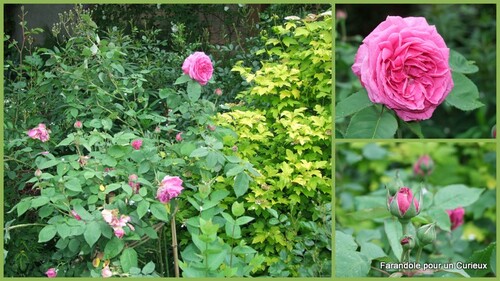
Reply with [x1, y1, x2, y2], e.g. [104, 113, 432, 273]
[102, 265, 112, 278]
[131, 139, 142, 150]
[114, 228, 125, 238]
[156, 176, 184, 203]
[27, 123, 50, 142]
[74, 120, 83, 129]
[214, 88, 223, 96]
[45, 268, 57, 278]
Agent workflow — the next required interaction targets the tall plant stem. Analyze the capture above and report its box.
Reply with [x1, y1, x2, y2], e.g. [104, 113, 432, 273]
[416, 247, 423, 264]
[171, 204, 180, 277]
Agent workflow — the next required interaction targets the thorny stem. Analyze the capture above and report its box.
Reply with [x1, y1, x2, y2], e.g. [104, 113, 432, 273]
[171, 204, 180, 277]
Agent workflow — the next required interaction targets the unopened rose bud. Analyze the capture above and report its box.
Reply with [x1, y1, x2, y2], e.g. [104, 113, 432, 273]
[232, 145, 238, 152]
[207, 124, 216, 131]
[35, 169, 42, 178]
[388, 187, 421, 219]
[413, 155, 434, 177]
[176, 132, 183, 142]
[128, 174, 138, 182]
[154, 126, 161, 133]
[71, 210, 82, 221]
[74, 120, 83, 129]
[447, 207, 465, 230]
[214, 88, 223, 96]
[417, 223, 436, 246]
[400, 235, 415, 250]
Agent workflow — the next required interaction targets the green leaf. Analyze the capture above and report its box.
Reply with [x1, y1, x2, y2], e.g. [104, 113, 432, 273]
[65, 178, 82, 192]
[111, 63, 125, 74]
[345, 106, 398, 138]
[108, 145, 127, 158]
[335, 231, 371, 277]
[428, 208, 451, 232]
[38, 225, 57, 242]
[16, 199, 32, 217]
[226, 165, 244, 177]
[104, 237, 125, 259]
[384, 217, 403, 261]
[234, 172, 250, 198]
[402, 121, 424, 138]
[236, 216, 254, 225]
[84, 221, 101, 247]
[142, 261, 155, 275]
[335, 90, 373, 119]
[360, 242, 387, 260]
[137, 200, 150, 219]
[434, 184, 484, 210]
[57, 223, 71, 239]
[150, 203, 170, 222]
[189, 147, 209, 158]
[38, 159, 59, 169]
[225, 221, 242, 239]
[174, 74, 191, 85]
[187, 80, 202, 102]
[138, 161, 150, 174]
[120, 248, 138, 273]
[31, 196, 50, 208]
[446, 72, 484, 111]
[449, 49, 479, 74]
[465, 242, 496, 277]
[231, 201, 245, 217]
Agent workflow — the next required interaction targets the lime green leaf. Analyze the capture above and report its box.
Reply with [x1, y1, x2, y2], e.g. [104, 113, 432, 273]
[345, 106, 398, 138]
[446, 72, 484, 111]
[335, 90, 373, 119]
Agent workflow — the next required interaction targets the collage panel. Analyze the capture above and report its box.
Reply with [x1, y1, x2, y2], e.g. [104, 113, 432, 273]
[334, 142, 496, 277]
[335, 4, 496, 138]
[3, 3, 332, 278]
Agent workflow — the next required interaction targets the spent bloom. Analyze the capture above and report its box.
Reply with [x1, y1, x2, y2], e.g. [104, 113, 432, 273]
[447, 207, 465, 230]
[101, 209, 133, 239]
[45, 268, 57, 278]
[413, 155, 434, 177]
[27, 123, 50, 142]
[182, 52, 213, 85]
[352, 16, 453, 121]
[128, 174, 140, 193]
[157, 176, 184, 203]
[131, 139, 142, 150]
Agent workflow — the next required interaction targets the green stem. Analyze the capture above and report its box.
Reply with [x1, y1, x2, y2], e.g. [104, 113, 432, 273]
[401, 220, 410, 235]
[416, 246, 423, 264]
[7, 223, 46, 231]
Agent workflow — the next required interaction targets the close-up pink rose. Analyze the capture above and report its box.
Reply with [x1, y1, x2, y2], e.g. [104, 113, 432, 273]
[45, 268, 57, 278]
[447, 207, 465, 230]
[156, 176, 184, 203]
[352, 16, 453, 121]
[131, 139, 142, 150]
[27, 123, 50, 142]
[182, 52, 213, 85]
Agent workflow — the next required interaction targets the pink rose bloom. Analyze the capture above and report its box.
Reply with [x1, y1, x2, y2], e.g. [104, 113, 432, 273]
[176, 132, 183, 142]
[156, 176, 184, 203]
[114, 228, 125, 238]
[131, 139, 142, 150]
[413, 155, 434, 176]
[71, 210, 81, 221]
[447, 207, 465, 230]
[352, 16, 453, 121]
[182, 52, 213, 85]
[45, 268, 57, 278]
[27, 123, 50, 142]
[102, 265, 112, 278]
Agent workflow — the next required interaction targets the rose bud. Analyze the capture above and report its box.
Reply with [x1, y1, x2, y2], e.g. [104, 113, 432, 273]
[35, 169, 42, 178]
[400, 235, 415, 251]
[446, 207, 465, 230]
[74, 120, 83, 129]
[417, 223, 436, 246]
[388, 187, 421, 220]
[214, 88, 223, 96]
[71, 210, 82, 221]
[413, 155, 434, 177]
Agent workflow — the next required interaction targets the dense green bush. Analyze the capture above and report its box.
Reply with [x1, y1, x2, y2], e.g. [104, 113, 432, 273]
[216, 11, 332, 277]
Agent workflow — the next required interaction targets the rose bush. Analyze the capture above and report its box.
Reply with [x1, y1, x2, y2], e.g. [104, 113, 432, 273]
[352, 16, 453, 121]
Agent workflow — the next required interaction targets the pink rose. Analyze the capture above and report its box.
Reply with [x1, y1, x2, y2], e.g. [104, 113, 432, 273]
[214, 88, 223, 96]
[156, 176, 184, 203]
[45, 268, 57, 278]
[352, 16, 453, 121]
[74, 120, 83, 129]
[131, 139, 142, 150]
[27, 123, 50, 142]
[413, 155, 434, 176]
[182, 52, 213, 85]
[447, 207, 465, 230]
[114, 228, 125, 239]
[175, 132, 183, 142]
